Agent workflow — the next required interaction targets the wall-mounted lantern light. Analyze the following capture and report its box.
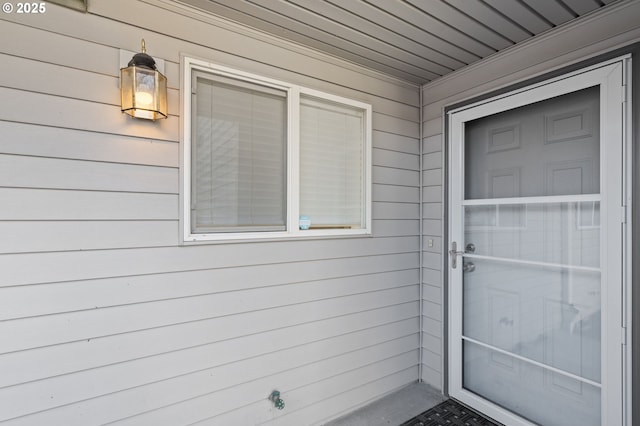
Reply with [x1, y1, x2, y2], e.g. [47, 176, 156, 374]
[120, 39, 167, 120]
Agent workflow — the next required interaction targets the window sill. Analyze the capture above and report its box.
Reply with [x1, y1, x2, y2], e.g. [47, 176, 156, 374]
[181, 228, 372, 245]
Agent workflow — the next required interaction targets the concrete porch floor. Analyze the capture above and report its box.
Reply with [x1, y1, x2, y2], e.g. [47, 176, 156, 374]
[323, 382, 445, 426]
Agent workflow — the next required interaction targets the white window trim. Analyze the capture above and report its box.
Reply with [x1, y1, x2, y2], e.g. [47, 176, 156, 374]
[180, 56, 372, 243]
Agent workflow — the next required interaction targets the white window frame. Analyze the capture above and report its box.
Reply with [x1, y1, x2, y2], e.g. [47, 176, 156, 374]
[181, 56, 372, 242]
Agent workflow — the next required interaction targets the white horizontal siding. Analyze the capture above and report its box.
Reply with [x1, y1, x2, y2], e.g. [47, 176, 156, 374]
[0, 86, 180, 140]
[373, 166, 418, 187]
[0, 237, 419, 287]
[419, 0, 640, 388]
[0, 298, 419, 389]
[0, 52, 181, 117]
[0, 1, 420, 425]
[0, 221, 178, 254]
[0, 255, 417, 320]
[0, 154, 178, 193]
[0, 121, 179, 167]
[84, 342, 420, 426]
[0, 291, 418, 420]
[2, 276, 418, 354]
[0, 188, 177, 220]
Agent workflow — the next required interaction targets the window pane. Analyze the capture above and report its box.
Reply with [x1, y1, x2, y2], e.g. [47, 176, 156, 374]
[191, 74, 287, 232]
[300, 96, 364, 229]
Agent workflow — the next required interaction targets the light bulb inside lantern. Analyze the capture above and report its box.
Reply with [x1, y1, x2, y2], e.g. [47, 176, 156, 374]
[135, 91, 154, 107]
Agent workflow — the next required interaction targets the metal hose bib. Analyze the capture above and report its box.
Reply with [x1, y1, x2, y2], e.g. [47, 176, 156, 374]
[269, 390, 285, 410]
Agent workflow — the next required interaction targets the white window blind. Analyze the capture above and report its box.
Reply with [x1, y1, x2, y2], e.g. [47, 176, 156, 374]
[191, 73, 287, 233]
[299, 95, 365, 228]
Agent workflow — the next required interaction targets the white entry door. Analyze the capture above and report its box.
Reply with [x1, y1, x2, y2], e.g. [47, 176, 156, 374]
[448, 58, 629, 426]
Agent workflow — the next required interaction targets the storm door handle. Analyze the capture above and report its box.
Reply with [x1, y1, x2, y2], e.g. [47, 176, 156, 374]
[449, 242, 464, 269]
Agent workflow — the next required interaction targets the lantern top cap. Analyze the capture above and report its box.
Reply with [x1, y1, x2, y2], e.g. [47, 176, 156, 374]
[127, 38, 157, 70]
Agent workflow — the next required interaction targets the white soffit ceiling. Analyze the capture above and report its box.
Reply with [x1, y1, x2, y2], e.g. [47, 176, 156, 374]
[177, 0, 622, 84]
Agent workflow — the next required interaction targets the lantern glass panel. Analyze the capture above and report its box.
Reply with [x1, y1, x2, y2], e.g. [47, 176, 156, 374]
[121, 66, 168, 120]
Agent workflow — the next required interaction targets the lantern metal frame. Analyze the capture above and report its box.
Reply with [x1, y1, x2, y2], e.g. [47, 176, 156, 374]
[120, 39, 167, 120]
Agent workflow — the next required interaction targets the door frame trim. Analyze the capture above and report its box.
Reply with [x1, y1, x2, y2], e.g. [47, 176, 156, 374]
[444, 55, 632, 426]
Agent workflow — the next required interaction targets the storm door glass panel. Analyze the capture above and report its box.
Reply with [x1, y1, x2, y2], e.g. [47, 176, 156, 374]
[465, 86, 599, 199]
[191, 73, 287, 233]
[461, 86, 601, 426]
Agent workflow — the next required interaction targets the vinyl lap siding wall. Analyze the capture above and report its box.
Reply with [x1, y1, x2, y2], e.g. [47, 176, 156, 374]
[419, 0, 640, 391]
[420, 132, 443, 389]
[0, 1, 420, 425]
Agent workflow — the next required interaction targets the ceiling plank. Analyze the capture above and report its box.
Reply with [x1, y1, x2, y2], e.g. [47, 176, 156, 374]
[321, 0, 471, 68]
[174, 0, 622, 85]
[209, 0, 438, 82]
[284, 0, 457, 74]
[560, 0, 601, 15]
[445, 0, 532, 43]
[360, 0, 481, 65]
[521, 0, 576, 25]
[367, 0, 494, 59]
[407, 0, 513, 51]
[482, 0, 553, 34]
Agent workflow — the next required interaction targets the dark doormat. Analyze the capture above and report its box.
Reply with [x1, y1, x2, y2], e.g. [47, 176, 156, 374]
[400, 399, 503, 426]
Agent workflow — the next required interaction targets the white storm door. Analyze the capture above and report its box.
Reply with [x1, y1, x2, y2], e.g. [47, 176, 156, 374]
[448, 59, 627, 426]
